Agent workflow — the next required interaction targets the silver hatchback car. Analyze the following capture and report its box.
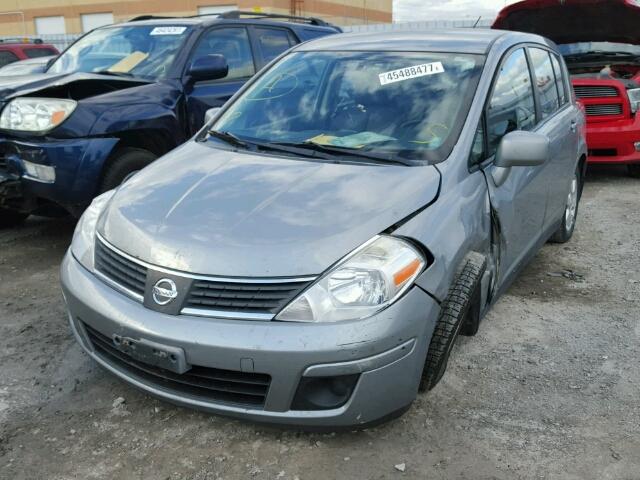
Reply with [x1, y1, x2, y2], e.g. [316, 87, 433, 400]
[61, 29, 586, 427]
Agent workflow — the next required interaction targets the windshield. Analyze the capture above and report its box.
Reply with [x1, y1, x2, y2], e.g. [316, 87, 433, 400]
[48, 25, 193, 80]
[559, 42, 640, 58]
[211, 51, 484, 164]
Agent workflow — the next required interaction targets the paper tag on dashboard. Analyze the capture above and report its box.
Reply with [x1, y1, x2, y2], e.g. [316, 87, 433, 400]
[150, 26, 187, 35]
[379, 62, 444, 86]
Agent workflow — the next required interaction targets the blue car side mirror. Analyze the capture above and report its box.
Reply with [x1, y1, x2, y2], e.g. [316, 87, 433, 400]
[188, 54, 229, 82]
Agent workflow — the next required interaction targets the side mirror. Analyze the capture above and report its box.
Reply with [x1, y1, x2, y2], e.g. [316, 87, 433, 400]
[492, 131, 549, 187]
[495, 131, 549, 168]
[204, 107, 221, 124]
[188, 54, 228, 82]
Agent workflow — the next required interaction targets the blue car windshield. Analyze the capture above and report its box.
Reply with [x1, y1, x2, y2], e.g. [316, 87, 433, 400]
[211, 51, 484, 164]
[48, 25, 193, 80]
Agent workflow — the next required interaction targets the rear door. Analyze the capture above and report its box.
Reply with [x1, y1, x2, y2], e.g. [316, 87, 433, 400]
[183, 26, 257, 134]
[527, 46, 578, 229]
[249, 26, 297, 69]
[480, 47, 549, 284]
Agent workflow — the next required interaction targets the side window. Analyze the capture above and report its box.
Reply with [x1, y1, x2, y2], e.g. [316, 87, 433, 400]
[550, 53, 568, 106]
[0, 51, 19, 68]
[192, 27, 255, 81]
[529, 47, 560, 119]
[469, 120, 486, 165]
[254, 27, 294, 64]
[486, 48, 536, 156]
[24, 48, 55, 59]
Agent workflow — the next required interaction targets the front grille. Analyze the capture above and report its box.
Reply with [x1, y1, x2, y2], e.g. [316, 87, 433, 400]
[584, 104, 623, 116]
[95, 238, 147, 297]
[186, 279, 312, 314]
[589, 148, 617, 157]
[573, 85, 619, 98]
[83, 322, 271, 408]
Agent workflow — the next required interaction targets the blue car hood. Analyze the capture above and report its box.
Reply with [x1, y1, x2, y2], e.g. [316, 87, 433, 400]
[98, 142, 441, 277]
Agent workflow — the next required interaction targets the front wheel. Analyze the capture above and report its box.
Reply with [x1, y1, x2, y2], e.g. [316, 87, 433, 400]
[627, 164, 640, 178]
[99, 148, 157, 193]
[0, 208, 29, 228]
[549, 166, 581, 243]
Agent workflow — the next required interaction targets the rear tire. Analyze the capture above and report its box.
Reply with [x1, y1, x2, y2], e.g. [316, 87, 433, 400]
[420, 254, 486, 392]
[549, 165, 582, 243]
[99, 148, 157, 193]
[0, 208, 28, 228]
[628, 164, 640, 178]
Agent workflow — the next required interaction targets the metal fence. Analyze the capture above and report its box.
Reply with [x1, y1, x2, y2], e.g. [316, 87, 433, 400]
[0, 19, 492, 53]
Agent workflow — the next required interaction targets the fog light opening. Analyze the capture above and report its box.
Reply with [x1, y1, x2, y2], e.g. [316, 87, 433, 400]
[291, 374, 360, 411]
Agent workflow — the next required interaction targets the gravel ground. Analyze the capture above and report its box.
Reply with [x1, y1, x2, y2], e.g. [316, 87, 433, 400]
[0, 165, 638, 480]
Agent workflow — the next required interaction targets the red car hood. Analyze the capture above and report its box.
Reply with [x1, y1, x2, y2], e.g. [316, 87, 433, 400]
[493, 0, 640, 45]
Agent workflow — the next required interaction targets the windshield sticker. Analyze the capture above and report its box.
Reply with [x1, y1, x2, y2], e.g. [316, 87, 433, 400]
[307, 132, 396, 149]
[150, 26, 187, 36]
[379, 62, 444, 86]
[108, 51, 149, 72]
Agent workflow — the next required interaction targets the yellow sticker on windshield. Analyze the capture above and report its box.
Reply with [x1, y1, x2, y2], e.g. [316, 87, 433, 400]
[108, 51, 149, 73]
[379, 62, 444, 86]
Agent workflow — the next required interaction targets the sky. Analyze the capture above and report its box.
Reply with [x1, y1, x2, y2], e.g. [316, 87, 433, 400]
[393, 0, 519, 23]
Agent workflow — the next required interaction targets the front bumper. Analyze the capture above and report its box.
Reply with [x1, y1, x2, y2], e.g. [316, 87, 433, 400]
[586, 115, 640, 165]
[0, 136, 118, 211]
[61, 252, 440, 427]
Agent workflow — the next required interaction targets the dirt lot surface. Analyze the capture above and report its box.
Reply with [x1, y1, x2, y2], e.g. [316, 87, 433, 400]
[0, 166, 638, 480]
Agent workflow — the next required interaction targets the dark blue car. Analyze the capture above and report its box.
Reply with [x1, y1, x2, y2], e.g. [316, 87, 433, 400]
[0, 11, 340, 225]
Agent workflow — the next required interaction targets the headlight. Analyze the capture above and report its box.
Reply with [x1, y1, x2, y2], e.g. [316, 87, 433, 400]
[628, 88, 640, 113]
[70, 190, 115, 271]
[0, 98, 77, 133]
[277, 235, 426, 323]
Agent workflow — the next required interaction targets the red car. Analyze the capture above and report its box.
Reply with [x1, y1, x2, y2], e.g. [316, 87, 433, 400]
[0, 38, 59, 69]
[493, 0, 640, 177]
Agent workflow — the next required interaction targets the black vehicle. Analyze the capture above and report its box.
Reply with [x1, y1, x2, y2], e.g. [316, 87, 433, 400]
[0, 11, 340, 225]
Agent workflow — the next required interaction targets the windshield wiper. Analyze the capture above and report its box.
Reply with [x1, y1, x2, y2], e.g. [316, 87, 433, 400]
[274, 141, 415, 166]
[565, 50, 640, 60]
[207, 129, 250, 149]
[93, 70, 136, 78]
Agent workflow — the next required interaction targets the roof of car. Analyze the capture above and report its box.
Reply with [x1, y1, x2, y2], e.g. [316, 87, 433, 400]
[295, 29, 543, 54]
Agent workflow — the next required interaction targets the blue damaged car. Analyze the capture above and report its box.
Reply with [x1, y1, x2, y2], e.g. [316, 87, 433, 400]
[0, 11, 339, 226]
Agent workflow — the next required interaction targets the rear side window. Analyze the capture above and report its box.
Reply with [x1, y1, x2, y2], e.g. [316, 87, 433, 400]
[192, 27, 255, 81]
[0, 51, 19, 68]
[486, 48, 536, 156]
[254, 27, 294, 64]
[550, 53, 568, 106]
[529, 48, 560, 119]
[24, 48, 56, 58]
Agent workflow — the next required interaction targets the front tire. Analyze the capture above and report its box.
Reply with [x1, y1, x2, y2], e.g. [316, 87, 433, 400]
[99, 148, 157, 193]
[628, 164, 640, 178]
[549, 166, 581, 243]
[420, 254, 486, 392]
[0, 208, 28, 228]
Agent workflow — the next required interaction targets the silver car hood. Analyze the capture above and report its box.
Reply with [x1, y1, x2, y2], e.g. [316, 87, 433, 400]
[98, 142, 441, 277]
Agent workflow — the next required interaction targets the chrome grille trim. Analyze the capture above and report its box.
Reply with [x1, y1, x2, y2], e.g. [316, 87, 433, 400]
[584, 104, 623, 116]
[95, 232, 317, 284]
[573, 85, 619, 98]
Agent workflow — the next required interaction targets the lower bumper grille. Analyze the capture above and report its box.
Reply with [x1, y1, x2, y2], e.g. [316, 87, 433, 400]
[584, 103, 623, 116]
[83, 322, 271, 408]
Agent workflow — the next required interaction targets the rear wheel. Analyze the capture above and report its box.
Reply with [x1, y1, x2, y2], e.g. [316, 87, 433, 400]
[628, 164, 640, 178]
[0, 208, 28, 228]
[99, 148, 157, 193]
[549, 166, 581, 243]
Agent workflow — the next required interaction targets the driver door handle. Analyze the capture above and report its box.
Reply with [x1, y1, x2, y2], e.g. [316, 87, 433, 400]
[570, 119, 577, 133]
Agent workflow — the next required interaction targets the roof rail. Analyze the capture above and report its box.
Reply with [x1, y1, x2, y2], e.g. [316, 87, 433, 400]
[215, 10, 332, 27]
[129, 15, 175, 22]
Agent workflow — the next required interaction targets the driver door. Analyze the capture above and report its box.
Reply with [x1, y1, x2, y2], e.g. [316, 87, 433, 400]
[480, 48, 549, 287]
[183, 26, 257, 135]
